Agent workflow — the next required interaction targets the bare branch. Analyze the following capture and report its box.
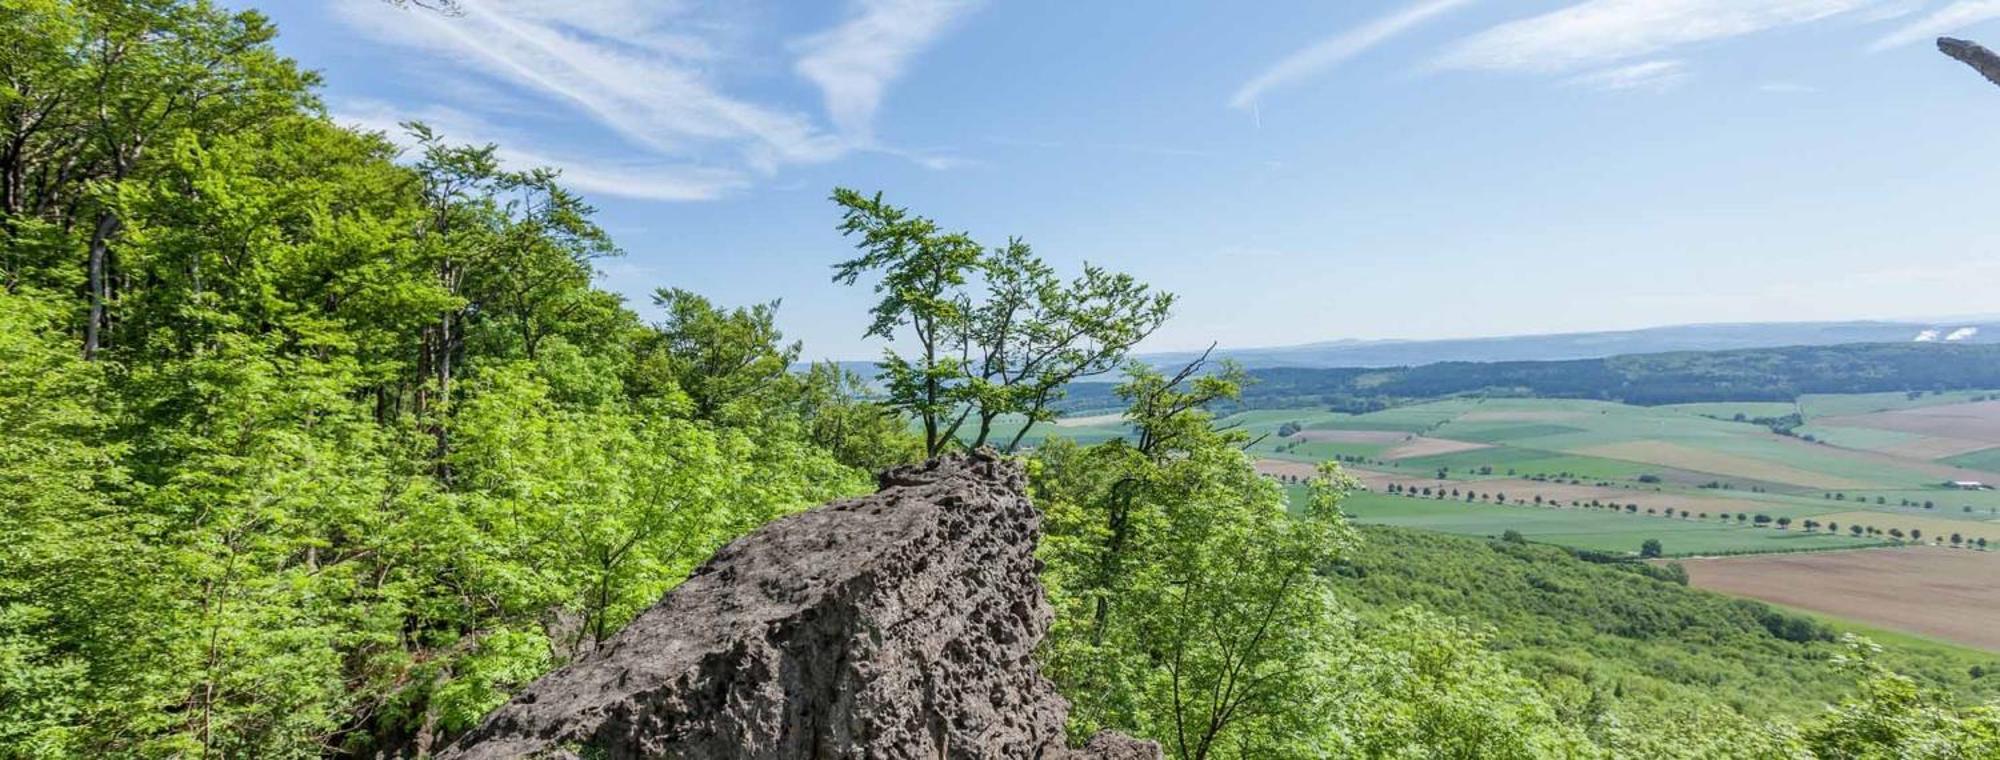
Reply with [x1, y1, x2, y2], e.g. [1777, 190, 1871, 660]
[386, 0, 464, 15]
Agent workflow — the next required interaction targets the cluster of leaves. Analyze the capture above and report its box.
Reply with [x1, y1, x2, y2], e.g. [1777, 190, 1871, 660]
[0, 3, 914, 756]
[830, 189, 1173, 456]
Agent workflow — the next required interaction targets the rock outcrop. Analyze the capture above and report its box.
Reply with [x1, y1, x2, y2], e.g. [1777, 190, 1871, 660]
[440, 450, 1157, 759]
[1940, 37, 2000, 90]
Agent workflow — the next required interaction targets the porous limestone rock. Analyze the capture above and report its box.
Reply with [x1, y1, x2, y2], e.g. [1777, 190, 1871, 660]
[441, 450, 1157, 760]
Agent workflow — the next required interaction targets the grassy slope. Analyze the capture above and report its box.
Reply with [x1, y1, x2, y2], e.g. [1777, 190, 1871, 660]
[1332, 525, 2000, 720]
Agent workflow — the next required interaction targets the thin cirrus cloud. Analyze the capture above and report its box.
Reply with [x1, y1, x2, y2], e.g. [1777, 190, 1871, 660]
[1436, 0, 1878, 73]
[1565, 58, 1690, 90]
[1231, 0, 1908, 106]
[1870, 1, 2000, 50]
[329, 0, 975, 201]
[794, 0, 983, 140]
[331, 99, 753, 202]
[1230, 0, 1477, 109]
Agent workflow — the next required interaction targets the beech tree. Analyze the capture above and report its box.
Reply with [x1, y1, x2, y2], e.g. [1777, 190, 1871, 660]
[831, 189, 1171, 456]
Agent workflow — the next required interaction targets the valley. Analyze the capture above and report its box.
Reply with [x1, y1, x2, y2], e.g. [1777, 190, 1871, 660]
[1037, 389, 2000, 652]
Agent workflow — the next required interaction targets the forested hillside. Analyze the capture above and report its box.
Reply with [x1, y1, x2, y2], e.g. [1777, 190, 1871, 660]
[4, 3, 1999, 759]
[1333, 527, 2000, 718]
[1064, 342, 2000, 413]
[0, 3, 911, 755]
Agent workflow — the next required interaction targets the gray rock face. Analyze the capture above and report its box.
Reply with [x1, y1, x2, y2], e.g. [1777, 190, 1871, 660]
[1940, 37, 2000, 89]
[440, 450, 1157, 759]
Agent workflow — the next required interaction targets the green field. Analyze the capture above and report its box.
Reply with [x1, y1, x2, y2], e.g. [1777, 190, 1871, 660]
[1219, 392, 2000, 560]
[1397, 446, 1661, 481]
[1945, 447, 2000, 474]
[1325, 491, 1881, 557]
[1798, 389, 1999, 418]
[1661, 401, 1801, 419]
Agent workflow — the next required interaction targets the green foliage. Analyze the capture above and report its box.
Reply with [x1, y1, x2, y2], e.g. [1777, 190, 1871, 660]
[791, 361, 925, 472]
[5, 4, 1998, 758]
[0, 291, 138, 755]
[1328, 526, 1997, 724]
[0, 4, 900, 754]
[636, 288, 798, 423]
[831, 188, 1171, 455]
[1035, 362, 1600, 758]
[1034, 360, 1354, 757]
[1797, 638, 2000, 758]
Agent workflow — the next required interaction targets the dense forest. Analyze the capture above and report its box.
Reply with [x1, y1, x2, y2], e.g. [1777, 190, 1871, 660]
[1062, 342, 2000, 413]
[3, 3, 1998, 758]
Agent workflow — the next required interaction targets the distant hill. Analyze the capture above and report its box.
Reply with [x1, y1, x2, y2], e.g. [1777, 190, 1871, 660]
[1141, 320, 1998, 370]
[1061, 342, 2000, 412]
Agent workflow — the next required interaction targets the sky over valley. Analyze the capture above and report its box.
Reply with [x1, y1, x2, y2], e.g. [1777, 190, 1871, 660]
[250, 0, 2000, 359]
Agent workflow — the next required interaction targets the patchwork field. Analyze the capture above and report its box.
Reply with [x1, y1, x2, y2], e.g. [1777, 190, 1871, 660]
[1817, 399, 2000, 443]
[1682, 547, 2000, 651]
[1878, 437, 1995, 460]
[1117, 390, 2000, 646]
[1380, 436, 1490, 460]
[1576, 440, 1876, 490]
[1050, 412, 1125, 428]
[1797, 390, 2000, 418]
[1329, 492, 1878, 557]
[1291, 429, 1408, 444]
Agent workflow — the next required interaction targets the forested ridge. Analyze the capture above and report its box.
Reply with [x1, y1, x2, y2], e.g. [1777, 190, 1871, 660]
[1061, 342, 2000, 413]
[4, 3, 1999, 758]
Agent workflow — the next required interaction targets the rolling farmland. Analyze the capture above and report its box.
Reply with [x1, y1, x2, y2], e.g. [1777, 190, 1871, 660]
[1207, 393, 2000, 649]
[1039, 394, 2000, 546]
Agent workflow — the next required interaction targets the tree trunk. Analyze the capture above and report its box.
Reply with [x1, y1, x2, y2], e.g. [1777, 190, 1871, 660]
[83, 210, 116, 359]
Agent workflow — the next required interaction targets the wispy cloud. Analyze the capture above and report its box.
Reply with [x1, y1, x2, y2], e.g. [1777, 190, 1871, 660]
[1231, 0, 1477, 108]
[794, 0, 981, 140]
[985, 136, 1225, 160]
[1567, 59, 1689, 90]
[1439, 0, 1876, 72]
[1870, 1, 2000, 50]
[333, 99, 750, 202]
[1758, 80, 1822, 92]
[332, 0, 973, 201]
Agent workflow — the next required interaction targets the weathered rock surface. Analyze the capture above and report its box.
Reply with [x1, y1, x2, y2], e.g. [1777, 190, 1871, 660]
[1940, 37, 2000, 89]
[440, 450, 1157, 759]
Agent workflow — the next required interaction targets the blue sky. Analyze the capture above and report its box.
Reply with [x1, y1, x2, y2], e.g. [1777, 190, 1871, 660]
[250, 1, 2000, 360]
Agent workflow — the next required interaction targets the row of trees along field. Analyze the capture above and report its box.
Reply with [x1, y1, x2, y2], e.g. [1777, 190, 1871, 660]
[1377, 482, 1997, 550]
[3, 2, 1999, 758]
